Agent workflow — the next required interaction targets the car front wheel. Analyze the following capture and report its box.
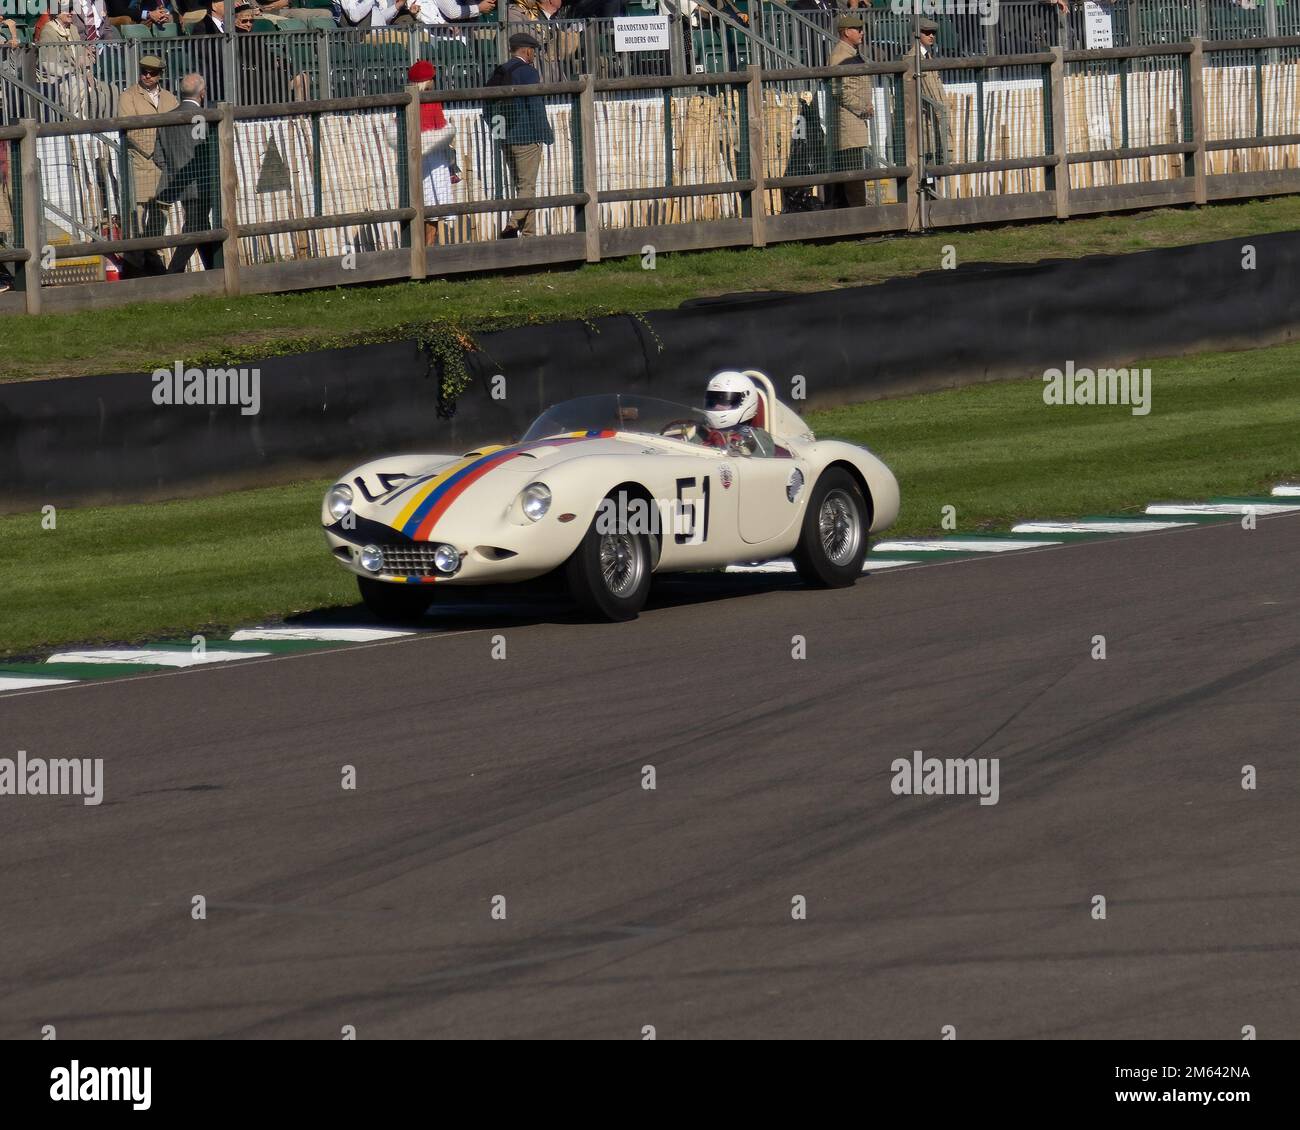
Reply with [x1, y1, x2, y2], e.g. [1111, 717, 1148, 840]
[792, 468, 869, 587]
[564, 499, 653, 621]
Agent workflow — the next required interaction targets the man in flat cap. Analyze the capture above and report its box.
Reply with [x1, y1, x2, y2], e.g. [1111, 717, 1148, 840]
[119, 53, 179, 270]
[902, 16, 952, 181]
[486, 32, 555, 238]
[828, 16, 874, 209]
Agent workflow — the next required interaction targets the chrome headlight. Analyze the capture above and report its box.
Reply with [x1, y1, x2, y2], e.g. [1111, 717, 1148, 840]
[433, 544, 460, 574]
[520, 483, 552, 522]
[327, 483, 354, 521]
[358, 545, 383, 573]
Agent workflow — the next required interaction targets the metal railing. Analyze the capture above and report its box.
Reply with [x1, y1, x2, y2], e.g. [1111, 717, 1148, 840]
[5, 2, 1299, 126]
[3, 33, 1300, 310]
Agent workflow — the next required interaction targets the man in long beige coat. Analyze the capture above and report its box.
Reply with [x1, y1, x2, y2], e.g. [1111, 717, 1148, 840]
[119, 55, 179, 250]
[828, 16, 873, 208]
[901, 17, 952, 172]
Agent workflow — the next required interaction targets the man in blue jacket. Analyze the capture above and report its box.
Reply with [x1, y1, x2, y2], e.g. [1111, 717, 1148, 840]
[490, 32, 555, 238]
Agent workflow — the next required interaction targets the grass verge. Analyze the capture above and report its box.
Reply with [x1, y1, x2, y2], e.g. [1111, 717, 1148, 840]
[3, 196, 1300, 381]
[1, 339, 1295, 659]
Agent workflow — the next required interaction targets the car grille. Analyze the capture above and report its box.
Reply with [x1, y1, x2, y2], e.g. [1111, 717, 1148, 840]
[379, 544, 441, 576]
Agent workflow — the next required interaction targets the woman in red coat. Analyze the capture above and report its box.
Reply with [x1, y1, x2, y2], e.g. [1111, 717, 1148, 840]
[408, 60, 457, 246]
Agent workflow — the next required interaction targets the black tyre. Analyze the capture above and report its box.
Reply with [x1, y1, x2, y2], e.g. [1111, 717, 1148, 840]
[792, 467, 869, 588]
[564, 498, 653, 621]
[358, 576, 434, 623]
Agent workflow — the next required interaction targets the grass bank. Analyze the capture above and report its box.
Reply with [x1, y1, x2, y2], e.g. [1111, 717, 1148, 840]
[1, 339, 1295, 658]
[3, 196, 1299, 381]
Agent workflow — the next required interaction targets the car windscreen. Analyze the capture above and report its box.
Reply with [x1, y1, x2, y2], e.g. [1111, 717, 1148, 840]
[522, 394, 710, 441]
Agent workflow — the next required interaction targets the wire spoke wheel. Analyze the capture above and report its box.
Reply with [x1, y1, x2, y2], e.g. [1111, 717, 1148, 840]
[599, 531, 645, 598]
[567, 495, 653, 621]
[818, 488, 861, 567]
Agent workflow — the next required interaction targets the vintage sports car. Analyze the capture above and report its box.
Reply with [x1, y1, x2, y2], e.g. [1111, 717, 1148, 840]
[322, 371, 899, 621]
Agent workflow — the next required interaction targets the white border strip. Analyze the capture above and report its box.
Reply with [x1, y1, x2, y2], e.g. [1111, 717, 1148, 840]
[872, 538, 1060, 554]
[725, 558, 920, 574]
[1012, 520, 1193, 533]
[0, 675, 78, 690]
[1146, 502, 1300, 516]
[230, 627, 417, 642]
[47, 649, 271, 667]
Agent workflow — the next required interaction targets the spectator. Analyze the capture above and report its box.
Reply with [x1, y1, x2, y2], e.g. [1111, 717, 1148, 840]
[338, 0, 391, 25]
[780, 88, 827, 214]
[339, 0, 495, 26]
[248, 0, 335, 21]
[828, 15, 873, 208]
[0, 117, 14, 291]
[120, 53, 178, 268]
[385, 0, 421, 25]
[488, 31, 553, 239]
[714, 0, 749, 23]
[105, 0, 136, 27]
[383, 0, 496, 26]
[506, 0, 559, 25]
[0, 14, 19, 122]
[208, 1, 309, 102]
[33, 7, 116, 115]
[156, 72, 219, 273]
[505, 0, 577, 82]
[408, 59, 457, 245]
[130, 0, 182, 28]
[37, 5, 81, 86]
[903, 16, 951, 172]
[415, 0, 498, 25]
[70, 0, 121, 48]
[192, 2, 233, 102]
[196, 0, 229, 34]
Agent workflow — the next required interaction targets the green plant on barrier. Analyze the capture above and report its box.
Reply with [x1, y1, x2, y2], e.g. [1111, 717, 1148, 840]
[629, 310, 664, 354]
[410, 320, 482, 419]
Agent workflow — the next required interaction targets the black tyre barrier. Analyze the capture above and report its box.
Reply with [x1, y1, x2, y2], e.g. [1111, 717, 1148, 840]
[2, 228, 1297, 511]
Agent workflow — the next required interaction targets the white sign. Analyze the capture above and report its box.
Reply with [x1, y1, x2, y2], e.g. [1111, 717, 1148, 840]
[614, 16, 670, 53]
[1083, 1, 1114, 50]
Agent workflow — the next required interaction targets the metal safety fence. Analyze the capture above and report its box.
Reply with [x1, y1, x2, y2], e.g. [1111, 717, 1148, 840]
[1, 32, 1298, 311]
[5, 1, 1300, 127]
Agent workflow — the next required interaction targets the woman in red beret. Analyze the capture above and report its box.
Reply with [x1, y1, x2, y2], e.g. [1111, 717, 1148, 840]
[408, 59, 457, 246]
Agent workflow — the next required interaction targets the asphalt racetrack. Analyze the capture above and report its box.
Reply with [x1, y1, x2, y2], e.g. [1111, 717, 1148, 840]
[2, 514, 1296, 1039]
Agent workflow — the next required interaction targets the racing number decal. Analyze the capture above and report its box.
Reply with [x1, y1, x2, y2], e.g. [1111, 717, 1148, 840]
[674, 476, 711, 545]
[353, 472, 413, 502]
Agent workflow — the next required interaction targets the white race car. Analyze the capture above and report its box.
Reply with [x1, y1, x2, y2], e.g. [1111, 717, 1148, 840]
[322, 371, 899, 621]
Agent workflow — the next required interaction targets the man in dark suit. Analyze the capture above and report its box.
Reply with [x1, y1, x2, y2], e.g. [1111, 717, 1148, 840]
[196, 0, 229, 34]
[156, 72, 220, 273]
[490, 33, 554, 239]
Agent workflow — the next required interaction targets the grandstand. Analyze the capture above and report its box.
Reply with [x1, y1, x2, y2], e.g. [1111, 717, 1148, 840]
[0, 0, 1296, 311]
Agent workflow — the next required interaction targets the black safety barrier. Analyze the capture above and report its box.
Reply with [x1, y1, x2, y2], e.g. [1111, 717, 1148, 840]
[2, 228, 1297, 510]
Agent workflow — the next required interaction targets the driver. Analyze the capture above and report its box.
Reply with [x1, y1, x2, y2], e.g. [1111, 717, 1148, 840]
[702, 371, 770, 456]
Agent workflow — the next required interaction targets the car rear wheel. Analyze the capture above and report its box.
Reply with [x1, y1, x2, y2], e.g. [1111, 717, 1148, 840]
[358, 577, 434, 623]
[792, 468, 869, 588]
[564, 499, 653, 621]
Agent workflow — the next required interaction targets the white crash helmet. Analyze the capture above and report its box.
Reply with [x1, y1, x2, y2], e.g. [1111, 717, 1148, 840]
[703, 371, 759, 429]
